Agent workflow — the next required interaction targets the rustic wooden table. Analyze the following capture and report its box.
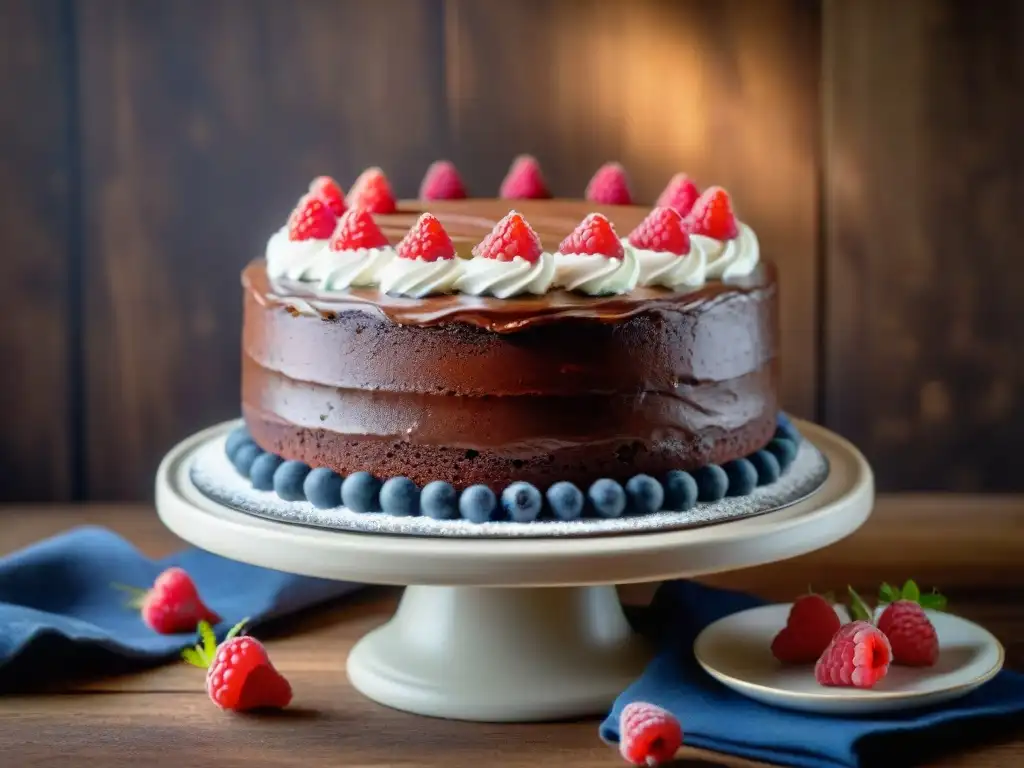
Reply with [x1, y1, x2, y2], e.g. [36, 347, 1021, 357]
[0, 498, 1021, 767]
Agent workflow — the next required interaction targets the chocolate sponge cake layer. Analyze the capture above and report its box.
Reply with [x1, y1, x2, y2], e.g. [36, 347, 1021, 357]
[241, 199, 779, 491]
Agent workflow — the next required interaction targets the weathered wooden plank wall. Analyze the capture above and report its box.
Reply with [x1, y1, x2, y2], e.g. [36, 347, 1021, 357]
[823, 0, 1024, 491]
[0, 0, 1020, 500]
[0, 0, 76, 501]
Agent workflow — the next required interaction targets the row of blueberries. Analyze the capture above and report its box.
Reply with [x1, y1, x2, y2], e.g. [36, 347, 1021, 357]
[224, 416, 801, 523]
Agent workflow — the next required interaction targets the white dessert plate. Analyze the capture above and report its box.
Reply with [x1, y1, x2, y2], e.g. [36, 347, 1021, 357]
[693, 603, 1004, 715]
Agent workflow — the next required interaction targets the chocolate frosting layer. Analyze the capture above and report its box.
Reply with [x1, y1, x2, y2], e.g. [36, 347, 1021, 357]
[243, 198, 779, 490]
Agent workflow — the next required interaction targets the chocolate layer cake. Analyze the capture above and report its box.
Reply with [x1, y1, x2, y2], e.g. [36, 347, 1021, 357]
[242, 197, 778, 493]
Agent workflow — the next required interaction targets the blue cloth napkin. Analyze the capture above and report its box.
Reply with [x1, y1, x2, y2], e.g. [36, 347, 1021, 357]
[602, 581, 1024, 768]
[0, 526, 360, 688]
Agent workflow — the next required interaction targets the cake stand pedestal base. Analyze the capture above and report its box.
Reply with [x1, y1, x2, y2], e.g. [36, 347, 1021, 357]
[347, 585, 650, 722]
[156, 419, 873, 723]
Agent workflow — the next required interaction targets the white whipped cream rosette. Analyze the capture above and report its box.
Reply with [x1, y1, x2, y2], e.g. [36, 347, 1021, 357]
[268, 206, 397, 291]
[624, 206, 706, 290]
[265, 194, 339, 281]
[683, 186, 761, 280]
[692, 223, 760, 280]
[308, 208, 395, 291]
[553, 213, 639, 296]
[378, 213, 463, 299]
[454, 211, 555, 299]
[265, 227, 328, 281]
[311, 246, 395, 291]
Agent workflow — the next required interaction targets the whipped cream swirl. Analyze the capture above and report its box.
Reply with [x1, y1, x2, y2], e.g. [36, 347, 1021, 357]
[265, 228, 327, 281]
[631, 243, 707, 290]
[298, 247, 394, 291]
[378, 257, 463, 299]
[553, 248, 639, 296]
[454, 252, 555, 299]
[693, 223, 760, 280]
[265, 228, 395, 291]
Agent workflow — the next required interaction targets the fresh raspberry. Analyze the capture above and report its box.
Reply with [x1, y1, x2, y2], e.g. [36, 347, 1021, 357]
[346, 167, 397, 214]
[655, 173, 700, 217]
[618, 701, 683, 766]
[770, 593, 842, 665]
[308, 175, 346, 216]
[419, 160, 467, 200]
[877, 601, 939, 667]
[183, 620, 292, 712]
[627, 207, 691, 255]
[396, 213, 455, 262]
[683, 186, 739, 240]
[558, 213, 624, 258]
[472, 211, 542, 263]
[585, 162, 632, 205]
[499, 155, 550, 199]
[116, 567, 221, 635]
[330, 208, 389, 251]
[287, 194, 337, 241]
[814, 621, 892, 689]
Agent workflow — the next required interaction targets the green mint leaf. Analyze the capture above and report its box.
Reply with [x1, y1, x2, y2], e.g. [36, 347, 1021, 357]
[198, 620, 217, 657]
[878, 582, 899, 604]
[847, 585, 873, 622]
[902, 579, 921, 603]
[225, 617, 250, 643]
[919, 592, 948, 612]
[181, 647, 206, 668]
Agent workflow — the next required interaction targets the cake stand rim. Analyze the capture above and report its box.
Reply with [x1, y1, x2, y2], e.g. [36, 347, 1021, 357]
[155, 418, 873, 587]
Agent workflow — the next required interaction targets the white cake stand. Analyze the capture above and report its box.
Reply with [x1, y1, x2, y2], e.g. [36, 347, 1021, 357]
[155, 419, 873, 722]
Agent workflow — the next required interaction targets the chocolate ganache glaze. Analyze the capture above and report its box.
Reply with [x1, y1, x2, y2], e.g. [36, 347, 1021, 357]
[242, 199, 779, 492]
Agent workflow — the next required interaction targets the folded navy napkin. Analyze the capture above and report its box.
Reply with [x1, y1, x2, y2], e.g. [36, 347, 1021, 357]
[602, 581, 1024, 768]
[0, 526, 360, 688]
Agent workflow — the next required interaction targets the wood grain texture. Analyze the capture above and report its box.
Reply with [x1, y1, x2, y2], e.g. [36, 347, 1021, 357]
[445, 0, 821, 419]
[823, 0, 1024, 491]
[0, 499, 1022, 768]
[0, 1, 73, 500]
[77, 0, 447, 499]
[1, 595, 1020, 768]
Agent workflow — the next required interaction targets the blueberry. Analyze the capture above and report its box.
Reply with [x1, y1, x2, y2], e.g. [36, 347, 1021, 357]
[776, 412, 801, 443]
[588, 478, 626, 519]
[249, 452, 284, 491]
[274, 460, 310, 501]
[420, 481, 458, 520]
[501, 482, 543, 523]
[766, 437, 798, 472]
[625, 474, 664, 515]
[749, 450, 781, 486]
[459, 484, 497, 523]
[694, 465, 728, 502]
[231, 443, 264, 476]
[341, 471, 382, 513]
[546, 481, 584, 521]
[380, 476, 420, 516]
[304, 468, 343, 509]
[225, 426, 253, 459]
[662, 470, 698, 511]
[724, 458, 758, 497]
